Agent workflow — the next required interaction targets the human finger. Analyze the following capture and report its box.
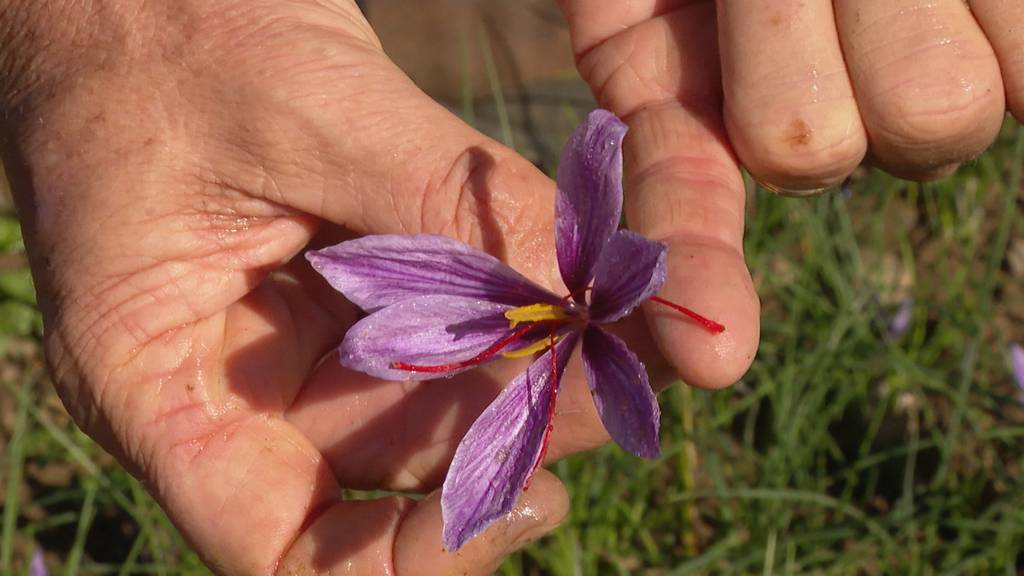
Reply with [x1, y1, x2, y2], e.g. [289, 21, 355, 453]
[832, 0, 1005, 179]
[626, 105, 761, 390]
[285, 342, 632, 492]
[717, 0, 867, 192]
[66, 273, 357, 573]
[969, 0, 1024, 121]
[567, 3, 760, 389]
[277, 469, 568, 575]
[285, 350, 528, 491]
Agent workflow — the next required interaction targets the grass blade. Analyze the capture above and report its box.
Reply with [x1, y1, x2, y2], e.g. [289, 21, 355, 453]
[1, 370, 35, 572]
[63, 479, 98, 576]
[478, 26, 514, 150]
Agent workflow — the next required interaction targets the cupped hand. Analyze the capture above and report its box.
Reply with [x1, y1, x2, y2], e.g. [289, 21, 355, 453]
[1, 1, 758, 574]
[561, 0, 1021, 193]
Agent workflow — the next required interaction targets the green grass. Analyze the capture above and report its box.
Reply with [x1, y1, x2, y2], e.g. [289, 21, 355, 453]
[504, 122, 1024, 575]
[1, 118, 1022, 574]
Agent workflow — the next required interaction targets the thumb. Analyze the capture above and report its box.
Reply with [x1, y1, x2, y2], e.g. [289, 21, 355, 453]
[277, 469, 569, 575]
[395, 469, 569, 575]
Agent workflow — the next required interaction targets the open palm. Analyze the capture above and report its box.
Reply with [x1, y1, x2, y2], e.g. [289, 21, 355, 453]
[7, 1, 758, 574]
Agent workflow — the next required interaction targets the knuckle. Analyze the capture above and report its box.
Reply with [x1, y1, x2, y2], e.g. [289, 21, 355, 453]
[626, 156, 746, 249]
[422, 147, 537, 255]
[575, 8, 719, 115]
[577, 32, 648, 115]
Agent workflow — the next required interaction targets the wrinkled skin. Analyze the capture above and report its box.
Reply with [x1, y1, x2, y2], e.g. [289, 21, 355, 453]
[1, 0, 1019, 574]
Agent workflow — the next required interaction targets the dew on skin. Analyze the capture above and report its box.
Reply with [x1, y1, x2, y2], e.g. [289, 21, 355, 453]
[808, 68, 821, 104]
[710, 329, 738, 360]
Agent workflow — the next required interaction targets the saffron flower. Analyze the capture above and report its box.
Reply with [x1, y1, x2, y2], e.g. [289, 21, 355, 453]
[1011, 342, 1024, 398]
[29, 547, 47, 576]
[307, 109, 723, 550]
[887, 297, 914, 340]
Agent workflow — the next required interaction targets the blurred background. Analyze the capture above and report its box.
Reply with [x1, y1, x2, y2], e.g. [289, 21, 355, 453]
[2, 1, 1023, 574]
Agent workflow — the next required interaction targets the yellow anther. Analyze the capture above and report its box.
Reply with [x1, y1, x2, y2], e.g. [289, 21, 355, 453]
[504, 303, 570, 329]
[502, 335, 562, 358]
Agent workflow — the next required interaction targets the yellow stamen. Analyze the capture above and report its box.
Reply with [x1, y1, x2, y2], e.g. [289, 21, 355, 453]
[504, 303, 570, 329]
[502, 335, 562, 358]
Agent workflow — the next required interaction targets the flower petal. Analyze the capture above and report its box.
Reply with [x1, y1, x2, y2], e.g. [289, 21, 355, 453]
[307, 234, 560, 311]
[29, 548, 48, 576]
[555, 109, 628, 293]
[441, 333, 579, 550]
[340, 295, 520, 381]
[589, 230, 667, 323]
[887, 297, 914, 339]
[581, 327, 660, 458]
[1011, 342, 1024, 396]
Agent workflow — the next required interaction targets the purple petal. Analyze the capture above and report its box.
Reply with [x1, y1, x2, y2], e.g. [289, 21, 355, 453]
[888, 297, 914, 339]
[342, 293, 528, 379]
[588, 230, 667, 323]
[1011, 342, 1024, 396]
[441, 333, 579, 550]
[29, 548, 47, 576]
[581, 327, 660, 458]
[307, 234, 560, 311]
[555, 109, 628, 293]
[340, 295, 520, 381]
[839, 176, 853, 199]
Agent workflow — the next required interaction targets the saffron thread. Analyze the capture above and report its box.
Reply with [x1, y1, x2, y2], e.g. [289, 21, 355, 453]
[389, 292, 722, 494]
[391, 324, 542, 373]
[525, 328, 559, 491]
[649, 296, 725, 334]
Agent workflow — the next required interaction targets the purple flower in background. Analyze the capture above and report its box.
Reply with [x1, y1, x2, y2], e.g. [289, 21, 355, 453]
[1010, 343, 1024, 397]
[29, 547, 47, 576]
[307, 109, 723, 551]
[839, 176, 853, 199]
[888, 297, 914, 339]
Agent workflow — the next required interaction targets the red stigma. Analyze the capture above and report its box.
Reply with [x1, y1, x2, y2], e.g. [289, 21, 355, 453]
[390, 324, 541, 373]
[649, 296, 725, 334]
[525, 328, 560, 491]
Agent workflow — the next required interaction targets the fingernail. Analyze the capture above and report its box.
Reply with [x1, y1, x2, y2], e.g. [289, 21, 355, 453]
[754, 177, 852, 198]
[756, 180, 831, 197]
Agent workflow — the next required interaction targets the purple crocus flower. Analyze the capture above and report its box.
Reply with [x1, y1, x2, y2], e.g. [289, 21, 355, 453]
[307, 109, 723, 551]
[888, 297, 914, 339]
[29, 547, 47, 576]
[1011, 342, 1024, 397]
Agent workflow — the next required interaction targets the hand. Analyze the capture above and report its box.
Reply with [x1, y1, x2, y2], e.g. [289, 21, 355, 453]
[0, 1, 758, 574]
[560, 0, 1020, 192]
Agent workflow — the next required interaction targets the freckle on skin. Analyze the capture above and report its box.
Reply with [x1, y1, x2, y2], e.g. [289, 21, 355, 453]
[784, 119, 814, 149]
